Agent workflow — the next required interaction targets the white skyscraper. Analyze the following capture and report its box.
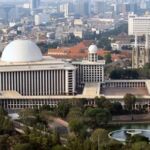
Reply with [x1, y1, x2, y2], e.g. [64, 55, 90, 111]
[128, 13, 150, 68]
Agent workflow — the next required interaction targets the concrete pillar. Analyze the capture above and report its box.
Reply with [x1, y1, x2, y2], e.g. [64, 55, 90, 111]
[145, 34, 149, 49]
[135, 34, 138, 48]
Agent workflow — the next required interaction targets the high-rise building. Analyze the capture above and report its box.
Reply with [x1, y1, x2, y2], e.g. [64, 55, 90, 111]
[94, 1, 106, 15]
[30, 0, 40, 10]
[59, 2, 74, 18]
[34, 13, 49, 25]
[128, 13, 150, 68]
[75, 0, 90, 17]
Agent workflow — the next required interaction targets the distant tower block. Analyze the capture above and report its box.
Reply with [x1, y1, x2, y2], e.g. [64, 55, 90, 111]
[0, 4, 15, 23]
[128, 13, 150, 68]
[30, 0, 40, 10]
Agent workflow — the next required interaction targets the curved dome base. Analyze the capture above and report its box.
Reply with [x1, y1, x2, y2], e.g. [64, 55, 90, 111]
[1, 40, 43, 63]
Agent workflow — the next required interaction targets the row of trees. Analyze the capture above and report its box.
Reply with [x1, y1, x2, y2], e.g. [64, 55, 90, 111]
[109, 63, 150, 79]
[1, 126, 149, 150]
[18, 93, 138, 134]
[0, 107, 13, 134]
[0, 127, 62, 150]
[0, 92, 148, 150]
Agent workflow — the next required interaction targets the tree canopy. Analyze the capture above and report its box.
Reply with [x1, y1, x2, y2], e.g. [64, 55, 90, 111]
[124, 94, 136, 112]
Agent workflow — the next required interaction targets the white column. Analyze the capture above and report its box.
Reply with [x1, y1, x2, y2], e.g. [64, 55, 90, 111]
[52, 70, 54, 95]
[54, 70, 56, 95]
[42, 70, 45, 95]
[65, 70, 69, 95]
[60, 70, 62, 94]
[14, 72, 16, 92]
[31, 71, 34, 95]
[56, 70, 59, 94]
[37, 71, 39, 95]
[20, 72, 23, 94]
[45, 70, 48, 95]
[48, 70, 51, 95]
[5, 72, 8, 90]
[72, 70, 76, 94]
[28, 71, 31, 95]
[135, 34, 138, 48]
[34, 71, 36, 95]
[39, 71, 42, 95]
[0, 73, 1, 91]
[145, 34, 149, 49]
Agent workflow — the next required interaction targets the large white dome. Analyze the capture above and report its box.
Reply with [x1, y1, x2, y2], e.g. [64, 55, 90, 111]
[1, 40, 43, 62]
[88, 44, 98, 54]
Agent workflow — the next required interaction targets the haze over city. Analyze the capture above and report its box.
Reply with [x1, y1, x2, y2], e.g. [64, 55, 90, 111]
[1, 0, 150, 150]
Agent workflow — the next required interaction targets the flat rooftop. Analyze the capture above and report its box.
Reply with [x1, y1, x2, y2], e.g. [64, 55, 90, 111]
[83, 83, 100, 96]
[101, 87, 148, 96]
[0, 56, 75, 71]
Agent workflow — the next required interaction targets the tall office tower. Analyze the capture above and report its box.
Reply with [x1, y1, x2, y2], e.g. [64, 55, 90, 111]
[30, 0, 40, 10]
[94, 1, 106, 15]
[128, 13, 150, 68]
[59, 2, 74, 18]
[129, 0, 138, 13]
[75, 0, 90, 17]
[140, 0, 147, 9]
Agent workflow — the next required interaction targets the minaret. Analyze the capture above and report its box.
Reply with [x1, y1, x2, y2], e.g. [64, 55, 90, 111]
[88, 44, 98, 62]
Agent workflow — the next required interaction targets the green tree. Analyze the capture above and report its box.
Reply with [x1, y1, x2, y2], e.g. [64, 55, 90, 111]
[104, 53, 112, 64]
[84, 108, 111, 127]
[127, 134, 149, 144]
[109, 69, 122, 79]
[66, 135, 84, 150]
[110, 69, 139, 79]
[104, 140, 123, 150]
[52, 131, 61, 146]
[83, 139, 92, 150]
[95, 96, 112, 110]
[69, 119, 85, 136]
[56, 102, 71, 118]
[90, 128, 109, 149]
[97, 38, 112, 50]
[124, 93, 136, 112]
[131, 141, 150, 150]
[52, 145, 67, 150]
[0, 135, 9, 150]
[0, 106, 7, 116]
[0, 116, 13, 134]
[111, 102, 123, 115]
[67, 107, 83, 122]
[75, 98, 87, 108]
[13, 143, 33, 150]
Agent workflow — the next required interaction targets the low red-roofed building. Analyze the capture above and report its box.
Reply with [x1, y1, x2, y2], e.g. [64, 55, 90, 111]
[47, 40, 93, 60]
[97, 49, 110, 57]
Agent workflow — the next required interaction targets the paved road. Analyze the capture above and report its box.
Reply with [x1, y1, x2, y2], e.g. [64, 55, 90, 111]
[111, 113, 150, 124]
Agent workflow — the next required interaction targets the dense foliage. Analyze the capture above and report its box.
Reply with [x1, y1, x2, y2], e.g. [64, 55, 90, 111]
[0, 107, 13, 134]
[109, 63, 150, 79]
[110, 68, 139, 79]
[0, 92, 149, 150]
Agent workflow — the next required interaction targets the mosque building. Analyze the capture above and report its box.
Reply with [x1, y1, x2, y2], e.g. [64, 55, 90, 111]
[0, 40, 76, 96]
[1, 39, 150, 111]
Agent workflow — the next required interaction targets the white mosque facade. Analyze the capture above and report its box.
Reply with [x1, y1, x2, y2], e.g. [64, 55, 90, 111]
[1, 40, 150, 110]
